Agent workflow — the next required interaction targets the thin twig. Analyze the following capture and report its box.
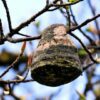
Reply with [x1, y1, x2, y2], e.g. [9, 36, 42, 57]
[0, 42, 26, 78]
[17, 32, 32, 37]
[64, 0, 71, 29]
[67, 0, 71, 29]
[8, 83, 12, 94]
[2, 0, 12, 33]
[87, 45, 100, 50]
[22, 69, 29, 81]
[87, 0, 100, 40]
[0, 19, 4, 37]
[7, 35, 41, 43]
[83, 63, 94, 71]
[0, 19, 5, 44]
[59, 8, 68, 19]
[46, 0, 49, 6]
[69, 32, 98, 63]
[53, 0, 61, 4]
[4, 15, 100, 45]
[7, 0, 82, 37]
[0, 55, 21, 78]
[48, 7, 59, 11]
[52, 0, 83, 7]
[70, 7, 95, 45]
[68, 14, 100, 32]
[0, 79, 34, 84]
[5, 7, 49, 37]
[66, 10, 71, 29]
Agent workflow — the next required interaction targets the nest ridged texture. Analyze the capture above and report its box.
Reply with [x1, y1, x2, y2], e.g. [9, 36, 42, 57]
[31, 24, 82, 86]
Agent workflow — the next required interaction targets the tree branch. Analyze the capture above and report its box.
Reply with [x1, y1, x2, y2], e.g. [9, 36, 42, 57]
[0, 19, 4, 44]
[0, 79, 34, 84]
[68, 14, 100, 32]
[0, 42, 26, 78]
[69, 32, 99, 63]
[83, 63, 94, 71]
[52, 0, 83, 7]
[87, 0, 100, 40]
[70, 7, 95, 45]
[2, 0, 12, 33]
[7, 35, 41, 43]
[7, 0, 83, 37]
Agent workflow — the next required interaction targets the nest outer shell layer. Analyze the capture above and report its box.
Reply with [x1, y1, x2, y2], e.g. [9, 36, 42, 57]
[31, 24, 82, 87]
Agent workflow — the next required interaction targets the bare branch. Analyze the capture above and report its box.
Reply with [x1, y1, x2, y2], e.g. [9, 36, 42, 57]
[17, 32, 32, 37]
[70, 7, 96, 45]
[87, 45, 100, 50]
[2, 0, 12, 33]
[0, 56, 21, 78]
[69, 32, 99, 63]
[7, 5, 51, 37]
[7, 0, 83, 37]
[46, 0, 49, 6]
[53, 0, 62, 4]
[0, 42, 26, 78]
[7, 35, 41, 43]
[0, 19, 4, 37]
[48, 7, 59, 11]
[0, 19, 4, 44]
[68, 14, 100, 32]
[87, 0, 100, 40]
[0, 79, 34, 84]
[52, 0, 83, 7]
[83, 63, 94, 71]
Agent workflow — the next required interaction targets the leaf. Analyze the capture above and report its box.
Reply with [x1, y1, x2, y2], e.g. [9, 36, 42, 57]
[93, 85, 100, 97]
[86, 25, 99, 35]
[69, 0, 78, 3]
[78, 49, 87, 57]
[76, 91, 86, 100]
[35, 21, 40, 28]
[65, 5, 70, 10]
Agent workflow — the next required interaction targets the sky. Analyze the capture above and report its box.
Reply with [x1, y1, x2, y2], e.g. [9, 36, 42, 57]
[0, 0, 100, 100]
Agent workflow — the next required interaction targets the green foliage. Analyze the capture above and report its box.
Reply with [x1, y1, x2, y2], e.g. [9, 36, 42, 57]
[77, 91, 86, 100]
[78, 49, 87, 57]
[35, 21, 40, 28]
[69, 0, 78, 3]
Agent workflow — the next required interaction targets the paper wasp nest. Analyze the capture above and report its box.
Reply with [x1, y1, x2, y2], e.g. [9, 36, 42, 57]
[31, 24, 82, 87]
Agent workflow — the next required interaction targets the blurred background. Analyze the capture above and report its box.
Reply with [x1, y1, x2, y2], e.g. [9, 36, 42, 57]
[0, 0, 100, 100]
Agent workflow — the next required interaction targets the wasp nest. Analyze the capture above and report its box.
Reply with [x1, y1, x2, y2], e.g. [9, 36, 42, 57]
[31, 24, 82, 87]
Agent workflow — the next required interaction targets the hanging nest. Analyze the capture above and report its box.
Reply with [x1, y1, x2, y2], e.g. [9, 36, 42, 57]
[31, 24, 82, 87]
